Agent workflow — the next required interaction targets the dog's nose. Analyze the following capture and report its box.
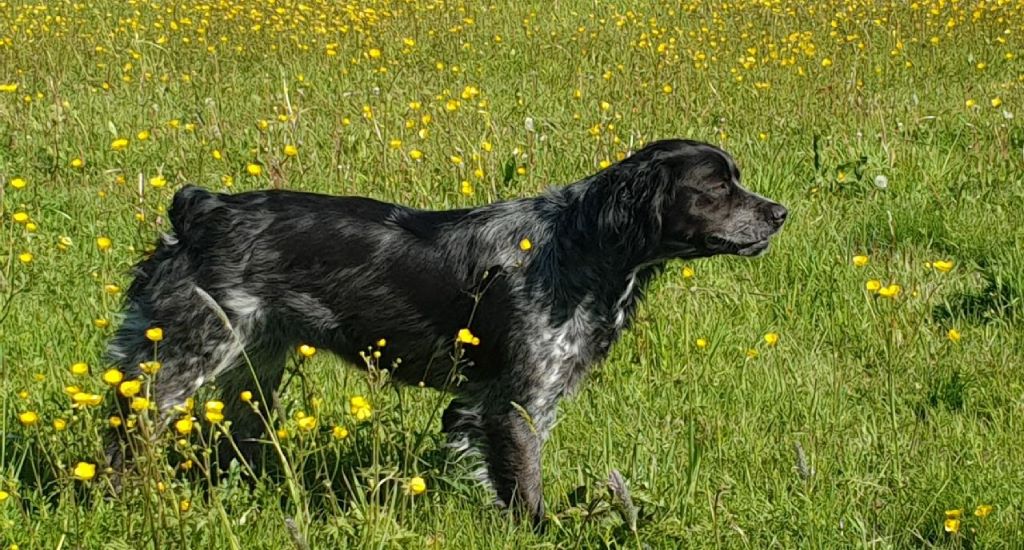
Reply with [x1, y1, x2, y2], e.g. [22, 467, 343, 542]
[769, 203, 788, 225]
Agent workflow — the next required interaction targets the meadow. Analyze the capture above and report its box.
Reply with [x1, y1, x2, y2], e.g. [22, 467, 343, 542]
[2, 0, 1023, 547]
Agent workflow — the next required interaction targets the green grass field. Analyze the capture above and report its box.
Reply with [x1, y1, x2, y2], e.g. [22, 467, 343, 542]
[2, 0, 1023, 547]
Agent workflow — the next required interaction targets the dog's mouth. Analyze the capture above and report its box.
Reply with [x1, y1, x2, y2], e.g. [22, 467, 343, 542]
[706, 235, 773, 257]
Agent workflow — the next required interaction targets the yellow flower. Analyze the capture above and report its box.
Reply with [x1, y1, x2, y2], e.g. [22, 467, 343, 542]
[246, 163, 263, 176]
[70, 157, 85, 169]
[12, 212, 28, 224]
[137, 130, 150, 141]
[0, 83, 19, 93]
[350, 395, 372, 421]
[368, 48, 382, 59]
[18, 411, 39, 426]
[445, 99, 460, 112]
[944, 518, 960, 533]
[102, 369, 124, 386]
[947, 328, 961, 342]
[332, 425, 349, 440]
[109, 416, 123, 428]
[945, 508, 962, 520]
[96, 236, 112, 252]
[695, 338, 708, 350]
[175, 417, 194, 435]
[974, 504, 993, 518]
[139, 361, 161, 375]
[130, 397, 151, 412]
[283, 144, 299, 157]
[990, 97, 1002, 108]
[682, 266, 695, 278]
[53, 418, 67, 431]
[519, 238, 532, 251]
[932, 260, 954, 273]
[865, 279, 882, 293]
[205, 400, 225, 423]
[599, 159, 612, 169]
[118, 379, 142, 397]
[878, 284, 901, 298]
[852, 255, 869, 267]
[103, 284, 121, 295]
[407, 476, 427, 495]
[409, 149, 424, 160]
[965, 98, 977, 109]
[763, 332, 780, 347]
[376, 338, 387, 348]
[70, 362, 89, 376]
[821, 58, 833, 67]
[457, 328, 480, 346]
[72, 462, 97, 481]
[111, 138, 129, 151]
[212, 149, 223, 160]
[0, 490, 8, 502]
[179, 499, 191, 513]
[72, 392, 104, 407]
[298, 344, 316, 358]
[145, 327, 164, 342]
[297, 414, 317, 431]
[460, 181, 474, 196]
[18, 252, 32, 265]
[240, 390, 253, 403]
[10, 177, 26, 189]
[662, 84, 673, 94]
[149, 175, 167, 188]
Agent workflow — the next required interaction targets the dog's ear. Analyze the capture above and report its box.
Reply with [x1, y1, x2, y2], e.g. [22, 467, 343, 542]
[592, 159, 674, 260]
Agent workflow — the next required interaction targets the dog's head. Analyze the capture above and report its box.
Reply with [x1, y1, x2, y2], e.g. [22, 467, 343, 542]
[593, 139, 787, 262]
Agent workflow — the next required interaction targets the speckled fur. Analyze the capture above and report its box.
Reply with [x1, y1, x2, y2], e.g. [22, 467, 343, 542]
[106, 139, 787, 524]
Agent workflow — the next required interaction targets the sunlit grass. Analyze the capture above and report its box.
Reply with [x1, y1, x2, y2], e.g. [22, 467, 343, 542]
[2, 0, 1023, 547]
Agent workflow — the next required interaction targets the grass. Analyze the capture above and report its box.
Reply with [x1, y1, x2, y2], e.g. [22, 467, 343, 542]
[1, 0, 1023, 547]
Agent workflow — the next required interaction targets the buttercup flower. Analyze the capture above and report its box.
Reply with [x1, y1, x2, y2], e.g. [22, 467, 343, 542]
[298, 344, 316, 358]
[457, 328, 480, 346]
[18, 411, 39, 426]
[332, 425, 349, 440]
[204, 400, 225, 423]
[175, 417, 194, 435]
[118, 379, 142, 397]
[407, 476, 427, 495]
[852, 255, 869, 267]
[350, 395, 372, 421]
[145, 327, 164, 342]
[102, 369, 124, 386]
[72, 462, 96, 481]
[763, 332, 780, 346]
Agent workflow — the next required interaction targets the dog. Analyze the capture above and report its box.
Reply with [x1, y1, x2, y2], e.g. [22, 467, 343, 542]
[106, 139, 787, 524]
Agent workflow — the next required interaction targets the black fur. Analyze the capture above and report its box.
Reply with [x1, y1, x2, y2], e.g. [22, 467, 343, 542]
[106, 139, 787, 523]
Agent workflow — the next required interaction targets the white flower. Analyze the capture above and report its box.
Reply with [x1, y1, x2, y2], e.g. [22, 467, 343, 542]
[874, 175, 889, 190]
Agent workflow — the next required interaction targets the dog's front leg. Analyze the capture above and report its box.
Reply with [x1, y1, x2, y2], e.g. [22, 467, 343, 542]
[483, 406, 545, 525]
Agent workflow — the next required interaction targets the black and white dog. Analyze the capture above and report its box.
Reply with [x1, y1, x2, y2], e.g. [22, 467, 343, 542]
[107, 139, 786, 523]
